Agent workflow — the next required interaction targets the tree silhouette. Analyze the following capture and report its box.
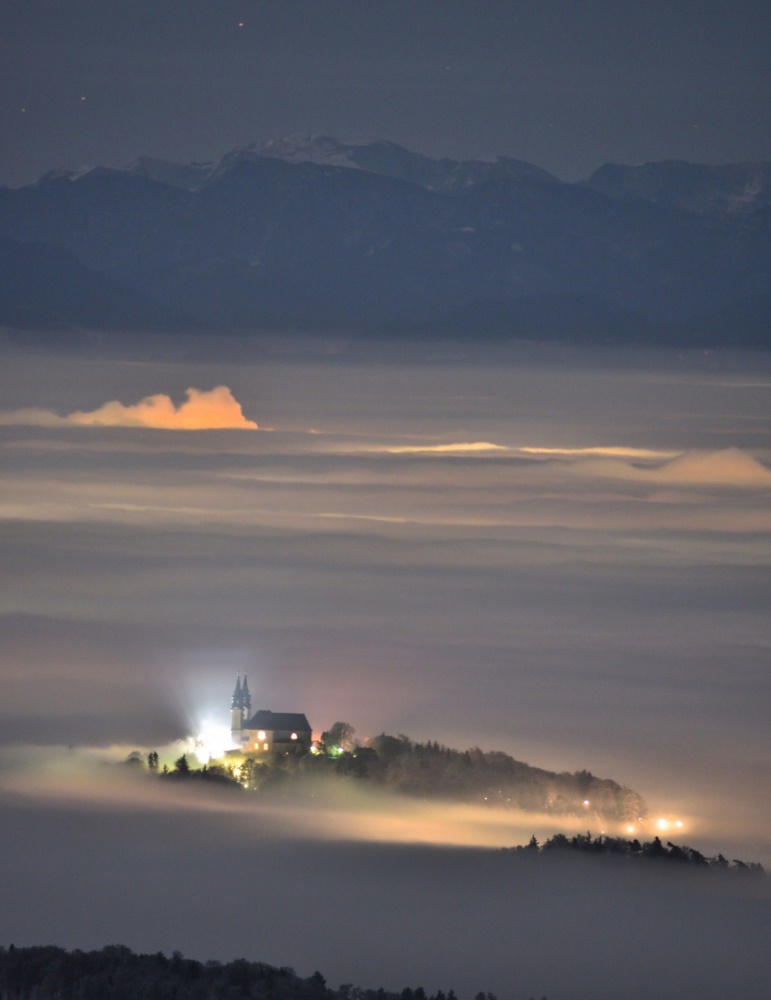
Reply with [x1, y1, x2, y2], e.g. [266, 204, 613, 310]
[174, 753, 190, 775]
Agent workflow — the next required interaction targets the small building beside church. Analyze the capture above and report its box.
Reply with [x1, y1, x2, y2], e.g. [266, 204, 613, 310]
[230, 675, 312, 754]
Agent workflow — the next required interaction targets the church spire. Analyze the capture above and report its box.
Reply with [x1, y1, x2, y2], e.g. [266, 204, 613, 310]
[242, 674, 252, 713]
[231, 674, 243, 710]
[231, 674, 246, 739]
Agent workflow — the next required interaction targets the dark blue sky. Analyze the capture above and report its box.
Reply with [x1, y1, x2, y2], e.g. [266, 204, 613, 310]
[2, 0, 769, 186]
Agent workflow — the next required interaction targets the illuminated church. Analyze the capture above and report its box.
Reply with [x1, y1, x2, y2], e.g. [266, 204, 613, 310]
[230, 674, 312, 754]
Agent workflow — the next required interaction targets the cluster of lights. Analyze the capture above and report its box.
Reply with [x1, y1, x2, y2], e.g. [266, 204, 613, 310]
[657, 817, 684, 831]
[622, 817, 685, 837]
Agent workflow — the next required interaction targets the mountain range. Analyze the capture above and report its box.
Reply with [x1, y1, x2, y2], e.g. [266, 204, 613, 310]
[1, 136, 769, 347]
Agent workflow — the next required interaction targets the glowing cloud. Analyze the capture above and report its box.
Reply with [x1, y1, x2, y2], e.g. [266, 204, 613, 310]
[0, 386, 258, 430]
[650, 448, 771, 484]
[376, 442, 508, 454]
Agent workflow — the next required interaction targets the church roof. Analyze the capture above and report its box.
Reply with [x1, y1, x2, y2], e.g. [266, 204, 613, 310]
[245, 709, 311, 733]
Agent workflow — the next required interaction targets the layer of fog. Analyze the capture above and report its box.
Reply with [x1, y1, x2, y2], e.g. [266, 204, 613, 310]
[0, 342, 769, 868]
[0, 745, 680, 849]
[0, 761, 768, 1000]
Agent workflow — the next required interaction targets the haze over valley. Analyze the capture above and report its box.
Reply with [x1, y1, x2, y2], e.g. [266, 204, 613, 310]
[1, 3, 769, 997]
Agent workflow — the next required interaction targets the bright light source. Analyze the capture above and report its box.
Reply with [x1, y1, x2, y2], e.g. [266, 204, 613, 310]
[626, 825, 635, 834]
[291, 732, 298, 740]
[257, 730, 266, 740]
[583, 799, 590, 807]
[190, 720, 233, 763]
[657, 818, 669, 830]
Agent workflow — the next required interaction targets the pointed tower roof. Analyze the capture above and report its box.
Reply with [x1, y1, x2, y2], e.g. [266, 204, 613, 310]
[241, 674, 252, 711]
[231, 674, 243, 709]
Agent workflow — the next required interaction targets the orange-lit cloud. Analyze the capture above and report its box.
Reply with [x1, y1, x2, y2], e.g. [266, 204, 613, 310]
[0, 386, 258, 430]
[365, 442, 508, 454]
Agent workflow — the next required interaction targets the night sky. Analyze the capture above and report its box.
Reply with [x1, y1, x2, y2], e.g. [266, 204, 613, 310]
[2, 0, 770, 186]
[1, 3, 770, 997]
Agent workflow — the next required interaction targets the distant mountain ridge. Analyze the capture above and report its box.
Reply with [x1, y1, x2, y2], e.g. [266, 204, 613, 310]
[38, 134, 559, 194]
[1, 136, 769, 346]
[585, 160, 771, 218]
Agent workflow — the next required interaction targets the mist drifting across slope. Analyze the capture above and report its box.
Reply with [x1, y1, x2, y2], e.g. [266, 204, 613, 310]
[0, 339, 769, 996]
[0, 758, 768, 1000]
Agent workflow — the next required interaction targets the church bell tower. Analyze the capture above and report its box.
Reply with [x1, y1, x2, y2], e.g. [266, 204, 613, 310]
[230, 672, 254, 746]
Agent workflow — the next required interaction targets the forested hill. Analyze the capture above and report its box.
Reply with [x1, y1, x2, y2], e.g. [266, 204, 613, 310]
[0, 946, 459, 1000]
[151, 731, 647, 822]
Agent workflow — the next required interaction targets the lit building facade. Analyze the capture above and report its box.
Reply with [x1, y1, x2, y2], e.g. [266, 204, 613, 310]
[230, 676, 312, 754]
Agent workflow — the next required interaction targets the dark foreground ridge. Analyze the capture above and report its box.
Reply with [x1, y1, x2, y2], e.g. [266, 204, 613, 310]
[0, 945, 526, 1000]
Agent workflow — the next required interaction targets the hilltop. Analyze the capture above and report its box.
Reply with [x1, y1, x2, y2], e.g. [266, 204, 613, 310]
[140, 728, 647, 824]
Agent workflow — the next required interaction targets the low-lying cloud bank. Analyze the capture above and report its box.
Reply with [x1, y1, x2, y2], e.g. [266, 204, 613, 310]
[0, 749, 768, 1000]
[0, 744, 749, 861]
[347, 440, 771, 486]
[0, 385, 258, 430]
[0, 745, 632, 847]
[580, 446, 771, 485]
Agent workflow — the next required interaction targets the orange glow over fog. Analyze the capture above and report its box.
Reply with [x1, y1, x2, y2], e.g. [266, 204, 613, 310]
[69, 385, 258, 430]
[382, 442, 508, 454]
[0, 386, 258, 430]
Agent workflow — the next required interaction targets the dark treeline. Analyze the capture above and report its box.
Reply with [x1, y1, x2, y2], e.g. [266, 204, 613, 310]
[0, 945, 515, 1000]
[338, 734, 645, 822]
[509, 832, 765, 873]
[139, 728, 646, 822]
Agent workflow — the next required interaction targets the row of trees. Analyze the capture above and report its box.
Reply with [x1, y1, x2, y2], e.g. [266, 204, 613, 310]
[125, 751, 242, 788]
[0, 946, 523, 1000]
[202, 725, 647, 822]
[507, 832, 764, 871]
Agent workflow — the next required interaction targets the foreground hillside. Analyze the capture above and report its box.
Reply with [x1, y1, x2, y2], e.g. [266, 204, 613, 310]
[1, 137, 769, 346]
[0, 946, 405, 1000]
[152, 730, 647, 823]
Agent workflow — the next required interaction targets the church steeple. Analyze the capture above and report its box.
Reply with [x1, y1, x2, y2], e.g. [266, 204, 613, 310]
[241, 674, 252, 715]
[231, 674, 247, 737]
[231, 674, 243, 710]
